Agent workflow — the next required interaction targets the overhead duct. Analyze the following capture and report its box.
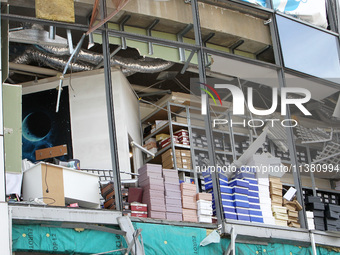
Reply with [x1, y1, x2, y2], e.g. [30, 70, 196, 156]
[31, 45, 174, 73]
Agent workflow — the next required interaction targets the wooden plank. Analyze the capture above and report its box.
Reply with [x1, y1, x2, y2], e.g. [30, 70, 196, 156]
[35, 144, 67, 160]
[41, 164, 65, 206]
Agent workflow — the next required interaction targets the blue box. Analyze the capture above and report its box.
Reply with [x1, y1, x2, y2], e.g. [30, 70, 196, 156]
[229, 179, 249, 188]
[249, 209, 263, 216]
[245, 178, 258, 185]
[249, 184, 259, 191]
[219, 178, 228, 186]
[249, 203, 261, 210]
[248, 190, 259, 197]
[220, 185, 232, 194]
[248, 196, 260, 204]
[235, 207, 249, 215]
[233, 200, 249, 208]
[232, 193, 249, 202]
[237, 213, 250, 221]
[204, 176, 212, 183]
[224, 212, 237, 220]
[205, 181, 213, 190]
[223, 205, 236, 213]
[201, 171, 211, 178]
[235, 171, 256, 179]
[220, 193, 233, 200]
[221, 199, 234, 207]
[250, 215, 264, 223]
[232, 186, 249, 195]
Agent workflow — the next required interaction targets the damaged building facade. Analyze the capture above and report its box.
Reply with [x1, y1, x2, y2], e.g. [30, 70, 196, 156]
[1, 0, 340, 254]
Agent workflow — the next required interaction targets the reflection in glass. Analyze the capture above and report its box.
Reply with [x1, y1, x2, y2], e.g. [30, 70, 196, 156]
[276, 15, 340, 82]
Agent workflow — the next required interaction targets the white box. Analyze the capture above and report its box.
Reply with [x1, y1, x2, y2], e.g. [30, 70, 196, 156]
[198, 215, 212, 223]
[306, 211, 314, 218]
[23, 162, 100, 208]
[198, 208, 213, 216]
[197, 200, 212, 210]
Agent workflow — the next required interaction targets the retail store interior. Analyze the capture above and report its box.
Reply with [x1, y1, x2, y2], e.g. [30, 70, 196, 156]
[2, 0, 340, 254]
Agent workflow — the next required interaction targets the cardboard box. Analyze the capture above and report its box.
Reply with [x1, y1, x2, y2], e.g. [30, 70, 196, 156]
[166, 212, 183, 221]
[162, 168, 179, 178]
[148, 211, 166, 219]
[166, 204, 183, 213]
[156, 133, 170, 141]
[165, 197, 182, 206]
[181, 189, 196, 197]
[128, 187, 143, 203]
[162, 149, 181, 161]
[198, 215, 212, 223]
[139, 177, 163, 188]
[131, 211, 148, 218]
[180, 183, 196, 191]
[198, 208, 213, 216]
[130, 202, 147, 212]
[163, 175, 179, 184]
[196, 193, 212, 201]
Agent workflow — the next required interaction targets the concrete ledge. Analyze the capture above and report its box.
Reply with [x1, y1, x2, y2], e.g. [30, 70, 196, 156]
[10, 204, 122, 225]
[223, 220, 340, 248]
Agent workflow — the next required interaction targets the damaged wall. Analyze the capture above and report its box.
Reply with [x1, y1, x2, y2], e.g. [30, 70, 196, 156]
[68, 69, 142, 179]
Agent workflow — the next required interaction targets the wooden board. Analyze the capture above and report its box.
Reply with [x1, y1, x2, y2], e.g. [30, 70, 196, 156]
[36, 0, 75, 23]
[41, 164, 65, 206]
[35, 144, 67, 160]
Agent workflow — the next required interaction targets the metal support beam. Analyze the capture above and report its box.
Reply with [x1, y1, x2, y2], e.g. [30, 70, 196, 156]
[146, 19, 159, 55]
[49, 26, 56, 40]
[191, 0, 223, 226]
[100, 0, 122, 211]
[202, 32, 215, 65]
[225, 226, 236, 255]
[230, 40, 244, 54]
[66, 29, 74, 54]
[306, 146, 317, 196]
[180, 50, 196, 74]
[177, 24, 193, 62]
[119, 15, 131, 50]
[255, 45, 271, 59]
[270, 13, 308, 229]
[310, 232, 317, 255]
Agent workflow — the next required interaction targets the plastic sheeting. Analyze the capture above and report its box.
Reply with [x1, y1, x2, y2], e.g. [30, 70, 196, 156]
[273, 0, 328, 28]
[240, 0, 267, 8]
[12, 223, 340, 254]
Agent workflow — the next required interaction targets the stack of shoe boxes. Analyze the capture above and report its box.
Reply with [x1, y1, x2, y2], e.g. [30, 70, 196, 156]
[306, 211, 315, 230]
[181, 183, 198, 222]
[101, 183, 129, 213]
[163, 168, 182, 221]
[229, 175, 251, 222]
[139, 164, 166, 219]
[161, 149, 182, 169]
[180, 150, 192, 170]
[196, 192, 213, 223]
[202, 172, 233, 219]
[325, 204, 340, 231]
[258, 178, 275, 225]
[174, 129, 190, 146]
[235, 169, 263, 223]
[283, 199, 300, 228]
[270, 177, 288, 226]
[306, 196, 325, 231]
